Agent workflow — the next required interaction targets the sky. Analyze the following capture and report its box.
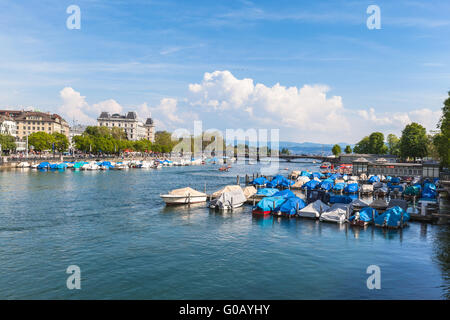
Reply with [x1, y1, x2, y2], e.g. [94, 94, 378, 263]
[0, 0, 449, 144]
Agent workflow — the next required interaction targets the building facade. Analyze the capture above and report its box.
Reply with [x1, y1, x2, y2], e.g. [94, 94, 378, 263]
[0, 110, 70, 140]
[352, 158, 440, 178]
[0, 115, 17, 137]
[97, 112, 155, 142]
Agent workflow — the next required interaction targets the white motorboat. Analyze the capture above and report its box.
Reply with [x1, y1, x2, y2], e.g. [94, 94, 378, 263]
[320, 203, 350, 224]
[298, 200, 330, 219]
[16, 161, 30, 168]
[209, 188, 246, 210]
[160, 187, 207, 205]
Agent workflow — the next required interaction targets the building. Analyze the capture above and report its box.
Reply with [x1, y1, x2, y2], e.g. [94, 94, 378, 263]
[352, 158, 440, 178]
[339, 153, 398, 164]
[0, 110, 70, 140]
[97, 112, 155, 142]
[0, 115, 17, 137]
[69, 124, 87, 152]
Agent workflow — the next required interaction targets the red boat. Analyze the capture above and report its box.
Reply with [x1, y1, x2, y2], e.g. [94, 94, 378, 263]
[252, 209, 271, 215]
[320, 162, 331, 169]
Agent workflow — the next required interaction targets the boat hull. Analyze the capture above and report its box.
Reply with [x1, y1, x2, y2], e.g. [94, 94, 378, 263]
[161, 195, 207, 205]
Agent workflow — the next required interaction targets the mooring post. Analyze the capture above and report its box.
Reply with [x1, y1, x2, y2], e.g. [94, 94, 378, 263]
[237, 175, 240, 185]
[188, 193, 191, 206]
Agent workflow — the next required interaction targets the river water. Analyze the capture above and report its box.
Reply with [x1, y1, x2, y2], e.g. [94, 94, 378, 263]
[0, 162, 448, 299]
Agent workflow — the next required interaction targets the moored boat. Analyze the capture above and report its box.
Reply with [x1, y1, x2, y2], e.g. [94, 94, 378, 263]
[160, 187, 207, 205]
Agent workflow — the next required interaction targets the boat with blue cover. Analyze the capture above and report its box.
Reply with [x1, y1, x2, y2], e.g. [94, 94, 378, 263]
[374, 206, 409, 229]
[344, 183, 359, 194]
[273, 197, 306, 217]
[252, 196, 286, 215]
[349, 207, 378, 227]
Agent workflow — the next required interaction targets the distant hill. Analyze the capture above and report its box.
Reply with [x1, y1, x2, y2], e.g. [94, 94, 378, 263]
[279, 141, 354, 155]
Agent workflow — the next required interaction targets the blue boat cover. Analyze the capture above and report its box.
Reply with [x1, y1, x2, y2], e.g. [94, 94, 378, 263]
[302, 180, 320, 190]
[385, 176, 392, 181]
[344, 183, 359, 193]
[254, 196, 286, 212]
[368, 176, 380, 183]
[374, 206, 409, 227]
[37, 162, 50, 169]
[310, 172, 322, 179]
[404, 185, 421, 196]
[348, 207, 378, 222]
[279, 178, 295, 188]
[333, 182, 346, 191]
[49, 164, 59, 169]
[421, 183, 437, 199]
[300, 171, 310, 177]
[256, 188, 279, 197]
[388, 184, 404, 192]
[273, 189, 296, 198]
[391, 177, 401, 184]
[57, 163, 67, 169]
[267, 175, 294, 188]
[329, 195, 353, 204]
[278, 197, 306, 215]
[251, 177, 269, 186]
[319, 181, 333, 191]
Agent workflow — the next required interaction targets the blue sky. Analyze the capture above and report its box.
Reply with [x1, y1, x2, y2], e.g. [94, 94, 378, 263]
[1, 0, 449, 143]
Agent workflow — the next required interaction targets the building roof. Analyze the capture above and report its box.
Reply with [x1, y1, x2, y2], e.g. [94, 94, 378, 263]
[0, 110, 67, 124]
[98, 111, 140, 121]
[145, 118, 154, 125]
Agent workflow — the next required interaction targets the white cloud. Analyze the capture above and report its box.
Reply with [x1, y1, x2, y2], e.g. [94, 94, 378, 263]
[187, 70, 442, 142]
[188, 70, 350, 140]
[57, 87, 197, 131]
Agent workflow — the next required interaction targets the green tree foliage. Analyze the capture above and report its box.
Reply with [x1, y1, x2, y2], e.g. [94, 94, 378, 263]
[154, 131, 176, 153]
[387, 134, 400, 155]
[344, 145, 352, 154]
[332, 144, 341, 156]
[73, 126, 156, 154]
[368, 132, 388, 154]
[353, 136, 370, 154]
[280, 147, 290, 155]
[0, 134, 16, 152]
[433, 91, 450, 167]
[52, 132, 69, 152]
[353, 132, 388, 154]
[399, 122, 428, 161]
[28, 132, 54, 151]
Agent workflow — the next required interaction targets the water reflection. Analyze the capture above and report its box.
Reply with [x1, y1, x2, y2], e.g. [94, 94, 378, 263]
[432, 226, 450, 299]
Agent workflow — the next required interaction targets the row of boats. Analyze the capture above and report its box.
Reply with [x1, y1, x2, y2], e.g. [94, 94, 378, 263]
[15, 158, 206, 170]
[160, 170, 440, 229]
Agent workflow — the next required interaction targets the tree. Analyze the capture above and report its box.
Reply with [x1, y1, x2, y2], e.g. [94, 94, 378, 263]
[332, 144, 342, 156]
[344, 145, 352, 154]
[434, 91, 450, 167]
[399, 122, 428, 161]
[387, 134, 400, 155]
[280, 147, 290, 155]
[155, 131, 175, 152]
[368, 132, 388, 154]
[353, 136, 370, 154]
[28, 132, 54, 151]
[52, 132, 69, 152]
[0, 134, 16, 153]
